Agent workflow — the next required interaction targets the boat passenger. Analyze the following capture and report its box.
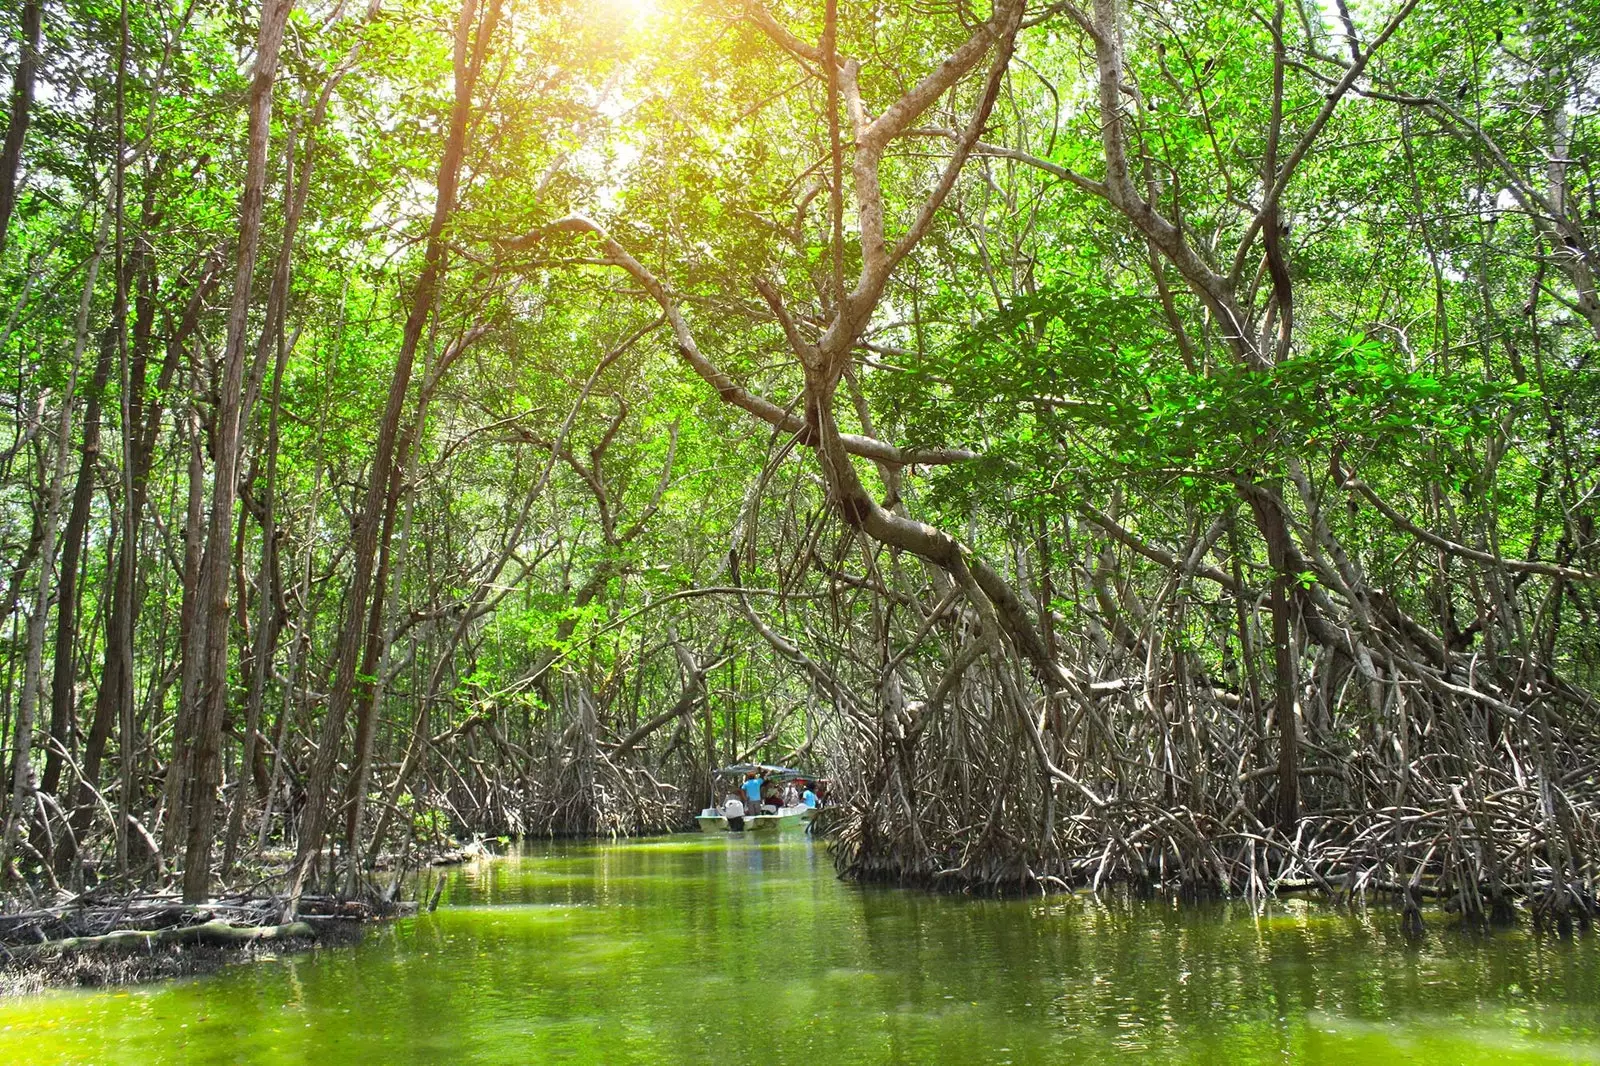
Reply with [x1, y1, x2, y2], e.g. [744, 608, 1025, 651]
[741, 772, 764, 812]
[722, 794, 746, 832]
[802, 785, 818, 808]
[781, 781, 800, 808]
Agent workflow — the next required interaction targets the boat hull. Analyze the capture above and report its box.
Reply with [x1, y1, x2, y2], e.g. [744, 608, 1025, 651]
[695, 808, 805, 832]
[747, 810, 804, 832]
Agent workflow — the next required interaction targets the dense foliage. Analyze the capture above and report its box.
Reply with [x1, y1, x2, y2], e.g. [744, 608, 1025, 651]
[0, 0, 1595, 925]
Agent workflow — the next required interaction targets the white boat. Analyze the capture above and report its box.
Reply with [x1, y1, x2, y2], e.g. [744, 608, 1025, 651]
[697, 763, 821, 833]
[694, 805, 807, 833]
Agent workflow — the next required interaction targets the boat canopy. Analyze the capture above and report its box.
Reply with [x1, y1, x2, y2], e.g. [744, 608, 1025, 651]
[713, 763, 805, 781]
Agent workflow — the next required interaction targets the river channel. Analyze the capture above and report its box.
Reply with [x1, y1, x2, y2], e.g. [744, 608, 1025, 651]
[2, 834, 1598, 1064]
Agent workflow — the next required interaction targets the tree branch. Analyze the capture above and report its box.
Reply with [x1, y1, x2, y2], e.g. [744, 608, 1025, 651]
[508, 216, 976, 467]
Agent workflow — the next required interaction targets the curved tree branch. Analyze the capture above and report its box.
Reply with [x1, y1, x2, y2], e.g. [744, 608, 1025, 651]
[508, 217, 976, 467]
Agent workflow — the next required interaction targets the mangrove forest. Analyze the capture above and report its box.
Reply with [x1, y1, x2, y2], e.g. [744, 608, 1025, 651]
[0, 0, 1598, 1057]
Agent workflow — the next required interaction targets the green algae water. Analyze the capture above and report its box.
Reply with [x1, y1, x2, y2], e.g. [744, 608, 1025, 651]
[3, 836, 1599, 1065]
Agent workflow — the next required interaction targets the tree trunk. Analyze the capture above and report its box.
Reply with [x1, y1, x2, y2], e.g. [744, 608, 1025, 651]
[79, 254, 215, 844]
[1, 212, 107, 877]
[162, 382, 208, 863]
[341, 430, 417, 893]
[41, 333, 114, 797]
[179, 0, 295, 904]
[1247, 483, 1300, 831]
[222, 109, 319, 876]
[287, 0, 501, 908]
[0, 0, 42, 259]
[222, 323, 290, 876]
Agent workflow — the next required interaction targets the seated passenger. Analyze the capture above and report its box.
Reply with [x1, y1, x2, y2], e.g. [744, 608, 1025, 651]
[722, 794, 746, 831]
[801, 785, 818, 808]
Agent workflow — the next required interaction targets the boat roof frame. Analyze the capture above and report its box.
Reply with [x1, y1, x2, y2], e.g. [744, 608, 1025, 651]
[712, 763, 808, 781]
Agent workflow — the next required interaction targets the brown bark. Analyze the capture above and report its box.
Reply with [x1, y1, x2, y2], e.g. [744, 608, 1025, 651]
[339, 450, 406, 891]
[614, 642, 706, 760]
[0, 505, 41, 632]
[221, 330, 287, 876]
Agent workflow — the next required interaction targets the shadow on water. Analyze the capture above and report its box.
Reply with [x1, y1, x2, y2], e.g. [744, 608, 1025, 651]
[2, 834, 1598, 1064]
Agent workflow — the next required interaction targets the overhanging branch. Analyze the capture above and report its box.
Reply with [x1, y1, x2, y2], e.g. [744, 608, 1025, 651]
[506, 216, 976, 468]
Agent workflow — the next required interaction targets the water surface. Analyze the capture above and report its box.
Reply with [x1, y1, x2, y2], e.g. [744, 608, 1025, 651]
[2, 835, 1598, 1064]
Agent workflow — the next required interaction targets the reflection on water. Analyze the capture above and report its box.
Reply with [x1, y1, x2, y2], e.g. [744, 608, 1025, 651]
[2, 835, 1598, 1064]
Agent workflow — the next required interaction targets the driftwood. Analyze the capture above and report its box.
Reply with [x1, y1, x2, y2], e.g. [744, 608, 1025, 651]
[21, 918, 316, 956]
[429, 837, 493, 865]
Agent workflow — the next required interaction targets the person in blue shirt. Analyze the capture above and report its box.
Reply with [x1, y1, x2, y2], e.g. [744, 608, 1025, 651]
[801, 785, 818, 808]
[741, 772, 764, 812]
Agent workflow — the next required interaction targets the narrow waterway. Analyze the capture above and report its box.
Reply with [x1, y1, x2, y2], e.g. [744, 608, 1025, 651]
[3, 835, 1598, 1064]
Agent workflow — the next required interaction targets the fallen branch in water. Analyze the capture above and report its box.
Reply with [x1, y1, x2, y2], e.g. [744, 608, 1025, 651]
[20, 918, 316, 956]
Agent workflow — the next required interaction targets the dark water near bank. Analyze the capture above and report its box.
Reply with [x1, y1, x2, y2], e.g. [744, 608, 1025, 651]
[3, 835, 1599, 1064]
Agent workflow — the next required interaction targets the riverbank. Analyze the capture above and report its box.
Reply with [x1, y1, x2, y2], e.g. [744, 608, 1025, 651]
[0, 834, 502, 995]
[0, 894, 387, 998]
[0, 840, 495, 996]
